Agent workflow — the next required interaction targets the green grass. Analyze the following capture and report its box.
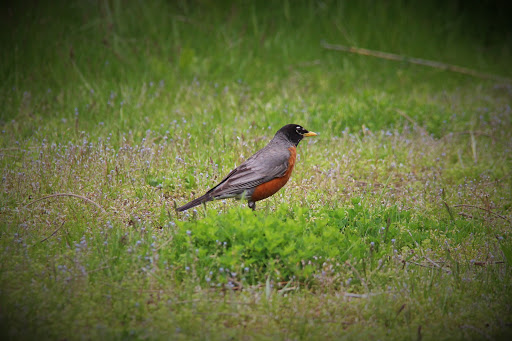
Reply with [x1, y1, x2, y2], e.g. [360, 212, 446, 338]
[1, 0, 512, 339]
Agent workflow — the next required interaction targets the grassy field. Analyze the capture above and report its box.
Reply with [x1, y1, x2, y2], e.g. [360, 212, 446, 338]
[1, 0, 512, 339]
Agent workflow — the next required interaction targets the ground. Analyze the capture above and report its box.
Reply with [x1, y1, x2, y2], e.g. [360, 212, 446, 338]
[1, 0, 511, 340]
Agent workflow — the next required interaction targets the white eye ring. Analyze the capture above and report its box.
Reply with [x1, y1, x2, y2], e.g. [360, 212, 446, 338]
[296, 129, 303, 135]
[296, 126, 301, 129]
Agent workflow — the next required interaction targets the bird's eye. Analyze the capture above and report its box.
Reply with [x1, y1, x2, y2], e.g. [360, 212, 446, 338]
[296, 126, 301, 130]
[296, 129, 303, 135]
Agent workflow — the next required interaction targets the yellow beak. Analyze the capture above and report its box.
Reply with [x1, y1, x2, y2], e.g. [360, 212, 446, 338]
[303, 131, 318, 137]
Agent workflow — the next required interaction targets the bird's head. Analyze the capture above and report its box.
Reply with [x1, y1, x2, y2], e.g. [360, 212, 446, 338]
[277, 124, 317, 146]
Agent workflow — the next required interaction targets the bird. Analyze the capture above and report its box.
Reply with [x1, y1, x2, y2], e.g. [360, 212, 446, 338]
[177, 124, 317, 212]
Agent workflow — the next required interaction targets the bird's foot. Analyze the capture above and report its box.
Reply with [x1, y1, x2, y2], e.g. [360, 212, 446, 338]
[248, 201, 256, 211]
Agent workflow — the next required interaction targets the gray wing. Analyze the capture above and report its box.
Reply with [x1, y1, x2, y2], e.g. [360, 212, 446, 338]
[206, 145, 291, 198]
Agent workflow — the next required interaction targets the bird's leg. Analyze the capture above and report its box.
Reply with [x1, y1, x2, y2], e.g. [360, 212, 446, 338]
[248, 201, 256, 211]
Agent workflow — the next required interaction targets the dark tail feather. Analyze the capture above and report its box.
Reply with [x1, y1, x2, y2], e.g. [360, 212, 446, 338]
[177, 194, 212, 212]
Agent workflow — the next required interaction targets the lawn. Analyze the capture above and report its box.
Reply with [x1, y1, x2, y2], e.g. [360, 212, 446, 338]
[1, 0, 511, 340]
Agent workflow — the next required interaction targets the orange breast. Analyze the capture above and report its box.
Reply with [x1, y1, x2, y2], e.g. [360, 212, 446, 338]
[250, 147, 296, 202]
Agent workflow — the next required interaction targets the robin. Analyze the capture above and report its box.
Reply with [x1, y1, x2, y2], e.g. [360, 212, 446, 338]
[177, 124, 317, 212]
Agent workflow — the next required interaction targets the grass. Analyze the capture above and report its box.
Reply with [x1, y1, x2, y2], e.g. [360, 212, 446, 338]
[1, 0, 512, 339]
